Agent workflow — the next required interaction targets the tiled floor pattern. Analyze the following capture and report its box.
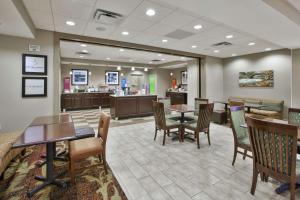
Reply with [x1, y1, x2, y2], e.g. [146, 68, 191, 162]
[71, 109, 297, 200]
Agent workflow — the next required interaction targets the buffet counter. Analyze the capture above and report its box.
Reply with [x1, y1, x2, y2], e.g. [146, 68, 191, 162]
[110, 94, 157, 119]
[166, 91, 187, 105]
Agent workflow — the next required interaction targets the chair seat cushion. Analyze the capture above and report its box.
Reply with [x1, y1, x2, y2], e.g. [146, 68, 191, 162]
[166, 119, 181, 129]
[251, 109, 280, 118]
[70, 137, 103, 159]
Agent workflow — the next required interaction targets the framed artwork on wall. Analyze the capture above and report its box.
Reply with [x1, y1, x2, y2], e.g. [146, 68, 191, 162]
[181, 71, 188, 85]
[71, 69, 88, 85]
[239, 70, 274, 87]
[22, 77, 47, 97]
[22, 54, 47, 75]
[105, 71, 119, 85]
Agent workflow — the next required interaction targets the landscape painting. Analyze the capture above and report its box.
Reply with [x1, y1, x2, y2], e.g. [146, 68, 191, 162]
[239, 70, 274, 87]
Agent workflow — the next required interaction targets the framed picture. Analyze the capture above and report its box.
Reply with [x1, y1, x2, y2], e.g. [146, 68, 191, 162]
[239, 70, 274, 87]
[181, 71, 188, 85]
[22, 54, 47, 75]
[105, 71, 119, 85]
[22, 77, 47, 97]
[71, 69, 88, 85]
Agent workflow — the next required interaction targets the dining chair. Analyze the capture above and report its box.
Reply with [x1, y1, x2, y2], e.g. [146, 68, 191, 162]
[68, 112, 110, 183]
[158, 97, 181, 121]
[194, 98, 209, 115]
[183, 103, 214, 148]
[229, 106, 252, 166]
[288, 107, 300, 154]
[246, 116, 300, 200]
[229, 100, 245, 107]
[153, 101, 182, 145]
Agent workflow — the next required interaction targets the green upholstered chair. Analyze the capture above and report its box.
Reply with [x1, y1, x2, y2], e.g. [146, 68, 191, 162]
[288, 108, 300, 154]
[246, 116, 300, 200]
[183, 103, 214, 148]
[229, 106, 252, 166]
[153, 101, 182, 145]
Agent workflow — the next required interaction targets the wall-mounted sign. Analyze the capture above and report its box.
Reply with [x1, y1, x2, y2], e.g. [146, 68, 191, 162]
[105, 71, 119, 85]
[239, 70, 274, 87]
[22, 54, 47, 75]
[28, 44, 41, 52]
[181, 71, 188, 85]
[71, 69, 88, 85]
[22, 77, 47, 97]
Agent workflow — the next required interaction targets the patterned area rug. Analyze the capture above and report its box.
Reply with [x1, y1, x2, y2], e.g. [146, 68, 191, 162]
[0, 143, 127, 200]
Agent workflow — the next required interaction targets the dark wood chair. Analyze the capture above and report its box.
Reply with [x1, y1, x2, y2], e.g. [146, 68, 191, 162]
[246, 116, 300, 200]
[153, 101, 182, 145]
[229, 106, 252, 166]
[69, 112, 110, 183]
[184, 103, 214, 148]
[288, 107, 300, 154]
[194, 98, 209, 116]
[229, 100, 245, 107]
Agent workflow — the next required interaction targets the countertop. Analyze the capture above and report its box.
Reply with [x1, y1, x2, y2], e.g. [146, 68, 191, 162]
[166, 91, 187, 94]
[110, 94, 157, 97]
[62, 92, 113, 94]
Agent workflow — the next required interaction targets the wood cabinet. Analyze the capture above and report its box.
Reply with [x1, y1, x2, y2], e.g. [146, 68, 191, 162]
[61, 92, 113, 111]
[166, 92, 187, 105]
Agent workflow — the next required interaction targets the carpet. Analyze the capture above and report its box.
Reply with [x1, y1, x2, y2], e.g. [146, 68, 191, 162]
[0, 143, 128, 200]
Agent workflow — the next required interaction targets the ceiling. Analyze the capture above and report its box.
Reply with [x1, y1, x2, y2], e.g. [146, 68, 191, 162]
[1, 0, 300, 58]
[60, 40, 194, 65]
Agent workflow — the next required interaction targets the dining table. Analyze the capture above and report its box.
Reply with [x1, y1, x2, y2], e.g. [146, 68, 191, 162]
[12, 114, 95, 198]
[214, 100, 263, 113]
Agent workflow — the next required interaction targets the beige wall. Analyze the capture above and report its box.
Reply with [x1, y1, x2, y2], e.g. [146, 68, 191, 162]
[0, 30, 54, 132]
[292, 49, 300, 107]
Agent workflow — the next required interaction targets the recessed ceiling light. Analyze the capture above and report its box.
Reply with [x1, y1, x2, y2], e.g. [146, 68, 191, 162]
[232, 53, 237, 56]
[144, 67, 148, 72]
[121, 73, 124, 76]
[80, 44, 87, 47]
[106, 57, 111, 60]
[214, 50, 220, 53]
[162, 39, 168, 43]
[158, 54, 162, 57]
[265, 48, 272, 51]
[161, 58, 165, 61]
[146, 9, 156, 16]
[170, 72, 173, 76]
[119, 48, 124, 52]
[117, 66, 121, 70]
[129, 59, 133, 62]
[192, 45, 197, 48]
[149, 61, 153, 64]
[89, 71, 92, 76]
[226, 35, 233, 39]
[248, 42, 256, 46]
[82, 49, 88, 53]
[79, 55, 84, 58]
[131, 67, 135, 71]
[122, 31, 129, 35]
[181, 57, 185, 60]
[66, 20, 75, 26]
[193, 24, 202, 30]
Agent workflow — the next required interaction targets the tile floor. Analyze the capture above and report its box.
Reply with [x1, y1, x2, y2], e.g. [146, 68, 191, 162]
[70, 109, 298, 200]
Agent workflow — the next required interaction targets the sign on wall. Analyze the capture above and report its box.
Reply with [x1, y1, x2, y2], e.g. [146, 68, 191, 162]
[71, 69, 89, 85]
[239, 70, 274, 87]
[22, 77, 47, 97]
[22, 54, 47, 75]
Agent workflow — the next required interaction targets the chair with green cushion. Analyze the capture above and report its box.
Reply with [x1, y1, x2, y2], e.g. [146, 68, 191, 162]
[153, 101, 182, 145]
[183, 103, 214, 148]
[229, 106, 252, 166]
[158, 97, 181, 121]
[288, 108, 300, 154]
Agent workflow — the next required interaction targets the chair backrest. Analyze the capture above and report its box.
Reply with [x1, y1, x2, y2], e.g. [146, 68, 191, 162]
[97, 112, 111, 148]
[158, 97, 171, 115]
[229, 100, 245, 107]
[246, 117, 298, 181]
[230, 106, 248, 143]
[288, 108, 300, 125]
[196, 103, 214, 131]
[153, 101, 166, 129]
[194, 98, 209, 115]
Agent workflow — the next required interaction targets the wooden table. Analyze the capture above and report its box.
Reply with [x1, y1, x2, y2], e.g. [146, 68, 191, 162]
[168, 104, 195, 123]
[214, 100, 263, 113]
[13, 115, 94, 198]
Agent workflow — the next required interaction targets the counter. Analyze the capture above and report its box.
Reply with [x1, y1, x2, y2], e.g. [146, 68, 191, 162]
[110, 95, 157, 119]
[166, 91, 187, 105]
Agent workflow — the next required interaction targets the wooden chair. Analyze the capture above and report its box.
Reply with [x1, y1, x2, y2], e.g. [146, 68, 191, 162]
[194, 98, 209, 115]
[288, 108, 300, 154]
[153, 101, 182, 145]
[246, 116, 300, 200]
[184, 103, 214, 148]
[229, 106, 252, 166]
[69, 112, 110, 183]
[229, 100, 245, 107]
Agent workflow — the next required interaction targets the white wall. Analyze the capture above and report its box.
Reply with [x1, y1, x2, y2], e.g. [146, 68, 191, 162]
[292, 49, 300, 107]
[0, 30, 54, 132]
[223, 49, 292, 112]
[187, 60, 199, 106]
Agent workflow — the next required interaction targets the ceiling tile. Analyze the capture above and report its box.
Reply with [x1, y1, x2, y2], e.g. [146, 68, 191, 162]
[23, 0, 51, 12]
[119, 17, 154, 32]
[53, 13, 87, 34]
[27, 10, 54, 31]
[159, 10, 196, 27]
[84, 22, 116, 38]
[145, 22, 179, 36]
[95, 0, 143, 16]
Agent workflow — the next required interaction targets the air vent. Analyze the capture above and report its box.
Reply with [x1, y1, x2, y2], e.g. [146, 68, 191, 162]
[93, 9, 123, 25]
[165, 29, 194, 40]
[76, 51, 91, 55]
[212, 41, 233, 47]
[151, 59, 161, 62]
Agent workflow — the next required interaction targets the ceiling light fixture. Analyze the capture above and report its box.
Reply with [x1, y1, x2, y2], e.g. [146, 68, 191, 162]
[82, 49, 88, 53]
[106, 57, 111, 60]
[144, 67, 148, 72]
[79, 55, 84, 58]
[161, 58, 165, 61]
[149, 61, 153, 64]
[232, 53, 237, 56]
[158, 54, 162, 57]
[193, 24, 202, 30]
[129, 59, 133, 62]
[191, 45, 197, 48]
[89, 72, 92, 76]
[162, 39, 168, 43]
[69, 71, 73, 75]
[180, 57, 185, 60]
[119, 48, 124, 52]
[146, 9, 156, 16]
[80, 44, 87, 47]
[122, 31, 129, 35]
[131, 67, 135, 71]
[117, 66, 121, 70]
[265, 48, 272, 51]
[170, 72, 173, 76]
[226, 35, 233, 39]
[121, 73, 124, 76]
[248, 42, 256, 46]
[66, 20, 75, 26]
[214, 50, 220, 53]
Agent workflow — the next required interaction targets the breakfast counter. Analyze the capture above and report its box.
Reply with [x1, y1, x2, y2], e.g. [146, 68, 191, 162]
[110, 94, 157, 119]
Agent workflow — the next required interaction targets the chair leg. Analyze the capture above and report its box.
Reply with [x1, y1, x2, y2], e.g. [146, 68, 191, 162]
[232, 145, 237, 166]
[167, 130, 170, 137]
[290, 179, 296, 200]
[180, 127, 184, 142]
[250, 167, 258, 195]
[196, 132, 200, 149]
[243, 149, 247, 160]
[102, 152, 108, 174]
[0, 173, 3, 181]
[163, 130, 167, 146]
[154, 127, 158, 141]
[207, 129, 211, 146]
[69, 160, 75, 184]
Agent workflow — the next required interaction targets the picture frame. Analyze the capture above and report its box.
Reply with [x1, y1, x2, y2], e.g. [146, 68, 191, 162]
[181, 71, 188, 85]
[239, 70, 274, 87]
[22, 54, 47, 75]
[22, 77, 47, 97]
[105, 71, 119, 85]
[71, 69, 89, 85]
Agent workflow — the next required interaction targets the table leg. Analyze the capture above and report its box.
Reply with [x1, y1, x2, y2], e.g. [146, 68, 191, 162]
[36, 142, 68, 167]
[27, 142, 67, 198]
[224, 104, 228, 124]
[247, 107, 251, 113]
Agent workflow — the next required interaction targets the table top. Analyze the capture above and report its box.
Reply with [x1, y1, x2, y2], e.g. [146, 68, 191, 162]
[244, 103, 263, 109]
[29, 113, 72, 126]
[214, 100, 228, 105]
[169, 104, 195, 113]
